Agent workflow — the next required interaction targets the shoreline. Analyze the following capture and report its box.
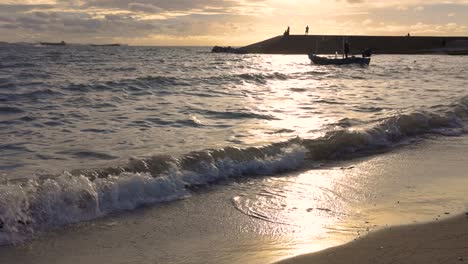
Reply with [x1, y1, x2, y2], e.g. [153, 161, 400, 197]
[274, 136, 468, 264]
[1, 135, 468, 263]
[276, 214, 468, 264]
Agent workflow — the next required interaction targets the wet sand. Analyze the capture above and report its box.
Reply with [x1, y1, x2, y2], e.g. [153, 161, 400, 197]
[276, 214, 468, 264]
[275, 135, 468, 264]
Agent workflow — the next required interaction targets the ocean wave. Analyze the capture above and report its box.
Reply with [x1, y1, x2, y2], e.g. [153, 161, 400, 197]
[235, 72, 288, 84]
[55, 71, 290, 97]
[304, 111, 463, 160]
[0, 145, 305, 245]
[0, 62, 38, 69]
[199, 109, 279, 120]
[113, 72, 288, 88]
[1, 97, 468, 246]
[313, 99, 346, 105]
[63, 76, 187, 94]
[180, 72, 291, 86]
[352, 106, 385, 113]
[15, 72, 50, 79]
[0, 143, 32, 152]
[1, 89, 64, 102]
[65, 83, 114, 92]
[0, 106, 24, 114]
[0, 79, 15, 90]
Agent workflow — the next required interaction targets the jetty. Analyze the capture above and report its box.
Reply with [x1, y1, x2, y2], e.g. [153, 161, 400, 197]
[213, 35, 468, 55]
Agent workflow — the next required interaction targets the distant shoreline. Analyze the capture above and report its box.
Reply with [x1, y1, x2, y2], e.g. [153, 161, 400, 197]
[90, 44, 121, 47]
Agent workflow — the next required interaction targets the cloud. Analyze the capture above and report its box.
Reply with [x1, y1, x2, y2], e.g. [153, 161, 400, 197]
[410, 22, 467, 34]
[128, 3, 163, 13]
[360, 21, 467, 35]
[0, 0, 467, 45]
[82, 0, 240, 13]
[0, 3, 52, 13]
[362, 18, 372, 25]
[0, 15, 15, 22]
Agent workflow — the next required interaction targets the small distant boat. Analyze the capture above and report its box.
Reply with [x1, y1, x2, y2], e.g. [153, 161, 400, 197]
[90, 44, 121, 47]
[308, 54, 370, 65]
[40, 41, 66, 46]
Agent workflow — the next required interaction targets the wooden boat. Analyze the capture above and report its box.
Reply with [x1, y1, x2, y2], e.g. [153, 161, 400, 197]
[308, 54, 370, 65]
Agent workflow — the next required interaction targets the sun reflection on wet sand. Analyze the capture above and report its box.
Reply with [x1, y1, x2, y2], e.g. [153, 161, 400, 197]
[264, 137, 468, 263]
[233, 167, 367, 260]
[277, 167, 368, 257]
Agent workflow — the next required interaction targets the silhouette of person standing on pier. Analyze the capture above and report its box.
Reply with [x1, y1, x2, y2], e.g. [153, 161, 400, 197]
[305, 25, 309, 35]
[344, 41, 350, 58]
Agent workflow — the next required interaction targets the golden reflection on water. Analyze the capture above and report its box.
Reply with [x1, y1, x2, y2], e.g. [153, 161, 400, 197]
[239, 166, 367, 261]
[280, 168, 358, 257]
[236, 54, 342, 144]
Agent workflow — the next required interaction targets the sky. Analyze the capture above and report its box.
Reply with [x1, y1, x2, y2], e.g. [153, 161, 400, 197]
[1, 0, 468, 46]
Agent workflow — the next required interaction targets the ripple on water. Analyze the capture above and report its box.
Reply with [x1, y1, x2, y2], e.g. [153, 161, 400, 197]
[55, 150, 119, 160]
[0, 106, 24, 114]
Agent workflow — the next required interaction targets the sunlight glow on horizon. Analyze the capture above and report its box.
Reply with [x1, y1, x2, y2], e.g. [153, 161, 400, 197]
[0, 0, 467, 45]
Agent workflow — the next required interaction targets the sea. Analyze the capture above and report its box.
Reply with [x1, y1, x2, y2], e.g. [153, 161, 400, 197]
[1, 44, 468, 263]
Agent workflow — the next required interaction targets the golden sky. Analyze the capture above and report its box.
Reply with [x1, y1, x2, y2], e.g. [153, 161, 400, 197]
[0, 0, 467, 45]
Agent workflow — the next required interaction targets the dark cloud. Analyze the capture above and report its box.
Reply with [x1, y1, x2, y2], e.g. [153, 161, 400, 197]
[82, 0, 239, 12]
[0, 24, 19, 29]
[0, 15, 15, 22]
[16, 16, 48, 26]
[0, 0, 257, 43]
[0, 4, 52, 13]
[2, 10, 158, 37]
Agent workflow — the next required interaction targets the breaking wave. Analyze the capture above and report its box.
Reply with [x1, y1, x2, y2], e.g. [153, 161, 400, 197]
[0, 145, 305, 245]
[1, 96, 468, 246]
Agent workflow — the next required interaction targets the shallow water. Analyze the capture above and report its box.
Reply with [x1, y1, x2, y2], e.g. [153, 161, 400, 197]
[1, 46, 467, 177]
[1, 45, 468, 247]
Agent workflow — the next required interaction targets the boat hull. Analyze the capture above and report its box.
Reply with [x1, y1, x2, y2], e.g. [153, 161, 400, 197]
[308, 54, 370, 65]
[40, 42, 66, 46]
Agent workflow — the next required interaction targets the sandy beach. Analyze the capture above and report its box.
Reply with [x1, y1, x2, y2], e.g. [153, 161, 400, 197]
[275, 135, 468, 264]
[2, 2, 468, 263]
[276, 214, 468, 264]
[1, 134, 468, 264]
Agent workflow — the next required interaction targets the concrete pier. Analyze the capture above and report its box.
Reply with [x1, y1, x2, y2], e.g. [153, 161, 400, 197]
[228, 35, 468, 54]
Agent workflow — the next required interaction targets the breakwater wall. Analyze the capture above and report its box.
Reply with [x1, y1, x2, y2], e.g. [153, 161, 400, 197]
[237, 35, 468, 54]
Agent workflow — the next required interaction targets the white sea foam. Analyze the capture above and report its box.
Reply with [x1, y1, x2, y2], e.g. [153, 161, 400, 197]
[0, 145, 306, 245]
